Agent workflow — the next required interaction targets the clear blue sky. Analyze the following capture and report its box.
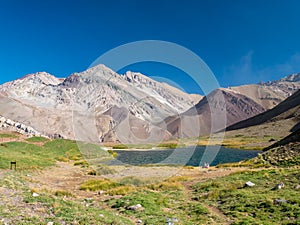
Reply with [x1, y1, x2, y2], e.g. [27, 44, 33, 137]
[1, 0, 300, 94]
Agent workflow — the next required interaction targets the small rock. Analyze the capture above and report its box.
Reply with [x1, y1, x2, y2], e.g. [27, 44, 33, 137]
[84, 198, 94, 203]
[127, 204, 144, 211]
[272, 182, 284, 190]
[172, 218, 178, 222]
[137, 219, 142, 223]
[32, 192, 39, 197]
[47, 222, 54, 225]
[245, 181, 255, 187]
[98, 190, 105, 195]
[166, 217, 179, 224]
[274, 199, 288, 204]
[99, 214, 104, 218]
[295, 185, 300, 190]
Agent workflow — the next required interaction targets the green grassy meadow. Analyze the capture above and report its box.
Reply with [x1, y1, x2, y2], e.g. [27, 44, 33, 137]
[0, 132, 299, 224]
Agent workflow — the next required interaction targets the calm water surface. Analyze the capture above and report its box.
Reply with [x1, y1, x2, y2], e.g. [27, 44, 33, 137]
[111, 146, 262, 167]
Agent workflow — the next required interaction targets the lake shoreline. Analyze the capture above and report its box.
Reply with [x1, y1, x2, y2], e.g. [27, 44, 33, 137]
[108, 144, 261, 151]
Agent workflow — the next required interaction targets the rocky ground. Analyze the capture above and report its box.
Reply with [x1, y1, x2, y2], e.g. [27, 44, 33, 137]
[256, 142, 300, 166]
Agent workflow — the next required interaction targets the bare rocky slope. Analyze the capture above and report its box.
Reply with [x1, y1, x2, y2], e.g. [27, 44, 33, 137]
[0, 115, 43, 137]
[225, 89, 300, 132]
[164, 88, 266, 137]
[230, 73, 300, 109]
[0, 66, 299, 143]
[164, 73, 300, 138]
[0, 65, 200, 143]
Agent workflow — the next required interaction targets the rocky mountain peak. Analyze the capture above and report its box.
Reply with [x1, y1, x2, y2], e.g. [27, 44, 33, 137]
[60, 73, 82, 88]
[279, 73, 300, 82]
[262, 72, 300, 85]
[20, 72, 63, 86]
[123, 71, 155, 84]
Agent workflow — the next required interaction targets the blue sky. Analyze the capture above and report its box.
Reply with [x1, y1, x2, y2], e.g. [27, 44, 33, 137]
[1, 0, 300, 94]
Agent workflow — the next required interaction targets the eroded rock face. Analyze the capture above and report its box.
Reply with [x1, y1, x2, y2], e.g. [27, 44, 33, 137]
[0, 65, 200, 143]
[1, 65, 299, 143]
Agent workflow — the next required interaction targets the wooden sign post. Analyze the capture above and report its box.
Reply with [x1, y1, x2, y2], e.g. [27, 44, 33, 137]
[10, 161, 16, 170]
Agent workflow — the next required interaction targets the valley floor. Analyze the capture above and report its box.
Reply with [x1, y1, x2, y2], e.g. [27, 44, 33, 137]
[0, 162, 245, 224]
[0, 134, 299, 224]
[1, 161, 299, 224]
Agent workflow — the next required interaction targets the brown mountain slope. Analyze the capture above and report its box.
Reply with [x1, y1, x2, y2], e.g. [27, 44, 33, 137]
[164, 88, 265, 137]
[225, 89, 300, 132]
[230, 84, 284, 109]
[230, 72, 300, 109]
[1, 67, 300, 143]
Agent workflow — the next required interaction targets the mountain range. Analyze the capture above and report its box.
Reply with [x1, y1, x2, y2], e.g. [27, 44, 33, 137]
[0, 65, 300, 143]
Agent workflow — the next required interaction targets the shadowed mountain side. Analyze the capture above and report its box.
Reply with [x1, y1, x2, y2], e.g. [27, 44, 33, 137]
[290, 121, 300, 132]
[264, 127, 300, 151]
[225, 90, 300, 132]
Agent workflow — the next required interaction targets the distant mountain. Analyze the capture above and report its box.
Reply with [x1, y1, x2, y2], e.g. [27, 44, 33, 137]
[0, 65, 299, 143]
[0, 65, 201, 143]
[164, 73, 300, 138]
[230, 73, 300, 109]
[164, 88, 266, 137]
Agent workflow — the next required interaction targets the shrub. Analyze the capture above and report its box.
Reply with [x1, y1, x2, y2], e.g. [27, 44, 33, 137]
[80, 179, 120, 191]
[54, 190, 74, 197]
[112, 144, 129, 149]
[106, 186, 136, 196]
[107, 149, 118, 158]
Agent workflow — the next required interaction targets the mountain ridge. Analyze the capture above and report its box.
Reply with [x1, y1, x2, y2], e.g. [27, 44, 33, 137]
[1, 65, 300, 143]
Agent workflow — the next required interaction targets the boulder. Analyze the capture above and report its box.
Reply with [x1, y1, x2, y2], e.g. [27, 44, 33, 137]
[32, 192, 39, 197]
[245, 181, 255, 187]
[127, 204, 144, 211]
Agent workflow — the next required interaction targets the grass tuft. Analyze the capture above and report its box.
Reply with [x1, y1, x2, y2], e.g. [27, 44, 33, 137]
[80, 179, 120, 191]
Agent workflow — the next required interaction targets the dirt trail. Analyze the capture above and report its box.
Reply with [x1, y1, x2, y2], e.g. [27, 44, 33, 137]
[28, 161, 96, 198]
[27, 162, 247, 224]
[180, 167, 248, 225]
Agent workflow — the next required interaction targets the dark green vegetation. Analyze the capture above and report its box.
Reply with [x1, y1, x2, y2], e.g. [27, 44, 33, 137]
[192, 168, 300, 225]
[25, 136, 49, 143]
